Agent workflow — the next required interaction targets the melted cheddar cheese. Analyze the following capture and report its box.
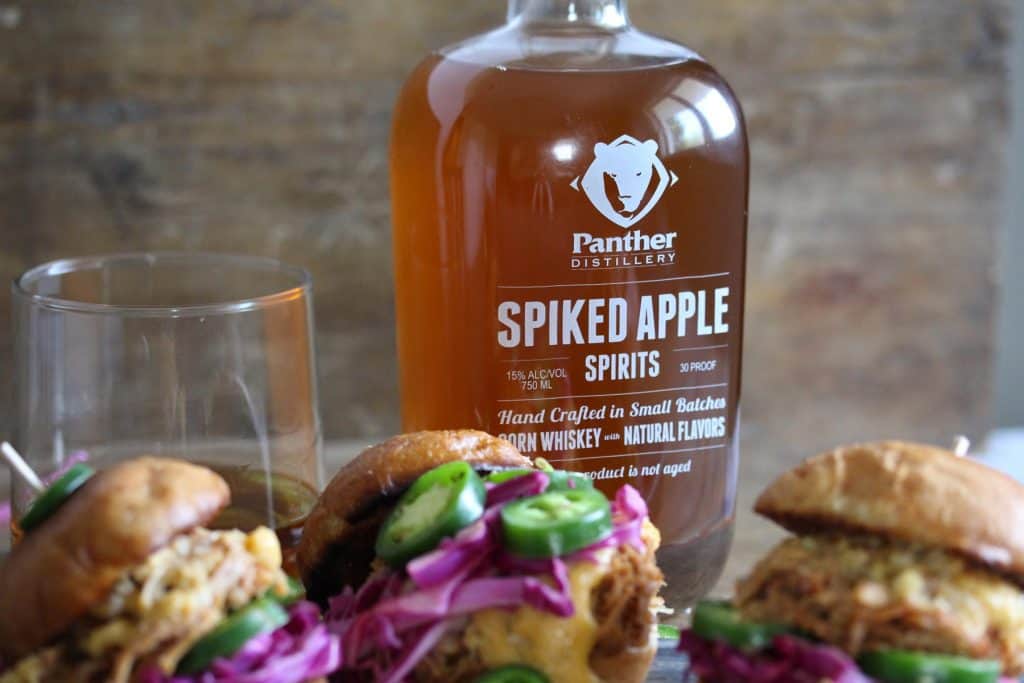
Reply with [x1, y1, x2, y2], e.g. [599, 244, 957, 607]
[462, 549, 613, 683]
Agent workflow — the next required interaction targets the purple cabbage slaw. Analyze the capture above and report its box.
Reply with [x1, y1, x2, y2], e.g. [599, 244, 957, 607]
[141, 601, 340, 683]
[325, 472, 650, 683]
[679, 629, 873, 683]
[680, 628, 1022, 683]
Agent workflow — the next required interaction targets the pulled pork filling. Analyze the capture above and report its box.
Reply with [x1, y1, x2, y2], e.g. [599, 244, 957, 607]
[736, 534, 1024, 675]
[1, 527, 288, 683]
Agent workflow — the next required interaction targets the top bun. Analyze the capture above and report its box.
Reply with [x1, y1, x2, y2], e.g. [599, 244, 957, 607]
[755, 440, 1024, 579]
[298, 430, 531, 602]
[0, 457, 229, 661]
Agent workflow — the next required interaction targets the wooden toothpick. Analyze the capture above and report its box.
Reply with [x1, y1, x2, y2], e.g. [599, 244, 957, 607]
[952, 435, 971, 457]
[1, 442, 45, 493]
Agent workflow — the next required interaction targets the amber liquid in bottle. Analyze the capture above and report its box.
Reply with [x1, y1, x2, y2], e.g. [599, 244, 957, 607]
[391, 0, 748, 611]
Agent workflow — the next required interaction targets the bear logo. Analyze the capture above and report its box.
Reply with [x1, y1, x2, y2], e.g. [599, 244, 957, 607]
[570, 134, 679, 229]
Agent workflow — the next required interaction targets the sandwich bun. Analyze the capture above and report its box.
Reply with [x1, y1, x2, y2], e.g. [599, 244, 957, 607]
[0, 457, 229, 661]
[297, 429, 531, 603]
[754, 440, 1024, 579]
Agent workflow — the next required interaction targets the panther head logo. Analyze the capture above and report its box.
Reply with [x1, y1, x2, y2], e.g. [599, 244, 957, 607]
[571, 134, 679, 229]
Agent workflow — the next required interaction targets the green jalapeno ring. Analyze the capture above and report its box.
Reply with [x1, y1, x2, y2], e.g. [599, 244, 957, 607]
[176, 598, 289, 675]
[474, 664, 550, 683]
[690, 600, 789, 651]
[501, 488, 612, 558]
[858, 650, 1002, 683]
[18, 463, 95, 533]
[376, 460, 487, 567]
[657, 624, 681, 641]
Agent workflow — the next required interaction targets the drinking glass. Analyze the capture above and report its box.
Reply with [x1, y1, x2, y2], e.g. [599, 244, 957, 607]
[10, 253, 323, 563]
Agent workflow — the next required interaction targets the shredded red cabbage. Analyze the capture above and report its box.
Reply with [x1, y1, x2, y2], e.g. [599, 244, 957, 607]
[485, 470, 550, 505]
[680, 631, 1024, 683]
[679, 630, 874, 683]
[326, 476, 650, 683]
[141, 601, 340, 683]
[55, 450, 90, 475]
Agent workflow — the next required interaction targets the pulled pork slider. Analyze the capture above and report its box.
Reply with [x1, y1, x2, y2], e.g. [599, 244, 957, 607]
[680, 441, 1024, 683]
[298, 430, 665, 683]
[0, 457, 339, 683]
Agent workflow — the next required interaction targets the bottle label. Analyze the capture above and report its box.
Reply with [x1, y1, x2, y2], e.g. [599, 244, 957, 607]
[488, 131, 741, 538]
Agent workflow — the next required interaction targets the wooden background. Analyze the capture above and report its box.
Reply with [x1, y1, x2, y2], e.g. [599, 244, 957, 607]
[0, 0, 1011, 523]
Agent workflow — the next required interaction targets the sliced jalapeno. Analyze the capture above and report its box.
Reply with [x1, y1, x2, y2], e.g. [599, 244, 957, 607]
[486, 469, 532, 485]
[501, 488, 612, 558]
[376, 461, 486, 567]
[858, 650, 1001, 683]
[548, 470, 593, 491]
[475, 665, 550, 683]
[658, 624, 681, 641]
[691, 600, 789, 650]
[485, 469, 594, 491]
[176, 598, 289, 675]
[485, 469, 531, 486]
[18, 463, 95, 533]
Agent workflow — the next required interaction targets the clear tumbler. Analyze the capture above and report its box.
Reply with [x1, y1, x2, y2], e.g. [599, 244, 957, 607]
[10, 253, 322, 566]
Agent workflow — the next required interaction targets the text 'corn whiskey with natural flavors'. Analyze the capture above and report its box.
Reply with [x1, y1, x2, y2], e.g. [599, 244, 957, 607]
[390, 0, 748, 610]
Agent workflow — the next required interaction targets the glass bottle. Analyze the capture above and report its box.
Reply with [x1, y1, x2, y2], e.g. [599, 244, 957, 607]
[390, 0, 748, 611]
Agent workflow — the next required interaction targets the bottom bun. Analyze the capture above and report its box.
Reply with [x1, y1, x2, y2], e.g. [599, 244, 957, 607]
[589, 632, 658, 683]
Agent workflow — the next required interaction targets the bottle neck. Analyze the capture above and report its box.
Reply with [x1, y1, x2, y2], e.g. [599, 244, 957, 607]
[508, 0, 629, 29]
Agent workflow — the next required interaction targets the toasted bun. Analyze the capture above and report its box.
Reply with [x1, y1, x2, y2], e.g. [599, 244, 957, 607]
[298, 430, 531, 602]
[590, 633, 658, 683]
[755, 440, 1024, 578]
[588, 521, 662, 683]
[0, 457, 229, 661]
